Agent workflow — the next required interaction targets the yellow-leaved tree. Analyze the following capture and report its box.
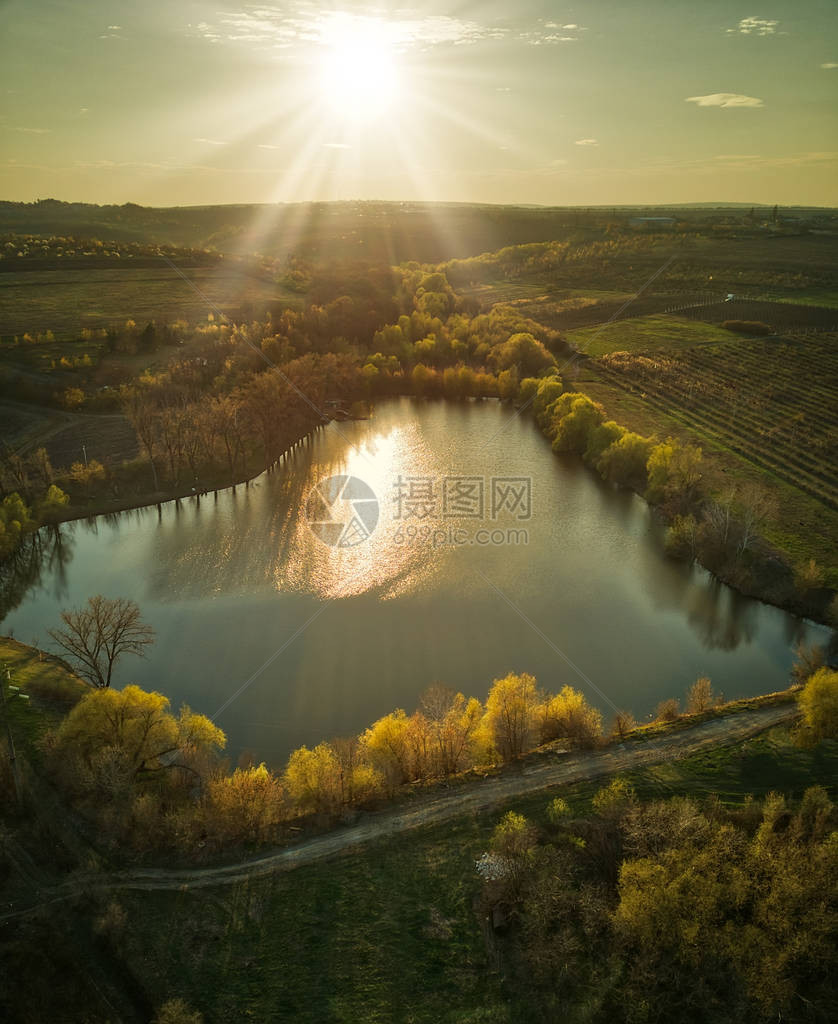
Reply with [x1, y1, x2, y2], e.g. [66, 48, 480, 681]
[484, 672, 541, 761]
[52, 684, 225, 796]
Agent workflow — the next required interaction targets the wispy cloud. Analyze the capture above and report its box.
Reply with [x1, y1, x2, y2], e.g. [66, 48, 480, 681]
[192, 7, 506, 52]
[821, 62, 838, 69]
[523, 21, 586, 45]
[323, 142, 351, 149]
[686, 93, 764, 108]
[257, 143, 280, 150]
[1, 123, 51, 134]
[575, 138, 598, 146]
[726, 17, 779, 36]
[192, 137, 228, 146]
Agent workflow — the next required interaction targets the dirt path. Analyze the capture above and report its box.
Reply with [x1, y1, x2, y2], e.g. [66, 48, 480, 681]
[109, 703, 796, 893]
[0, 703, 796, 919]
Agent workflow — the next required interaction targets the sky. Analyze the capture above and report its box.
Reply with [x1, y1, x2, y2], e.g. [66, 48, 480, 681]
[0, 0, 836, 207]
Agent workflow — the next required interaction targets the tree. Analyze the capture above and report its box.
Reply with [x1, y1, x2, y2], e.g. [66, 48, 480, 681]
[68, 459, 105, 499]
[37, 484, 70, 523]
[655, 697, 680, 722]
[797, 668, 838, 745]
[283, 742, 343, 813]
[360, 710, 412, 788]
[550, 394, 606, 454]
[54, 684, 224, 786]
[596, 430, 654, 490]
[612, 710, 636, 740]
[686, 676, 715, 713]
[123, 386, 161, 489]
[791, 642, 825, 686]
[49, 595, 155, 688]
[419, 685, 483, 776]
[539, 686, 603, 747]
[646, 438, 703, 505]
[494, 332, 555, 377]
[489, 810, 538, 890]
[484, 672, 540, 760]
[736, 482, 778, 556]
[205, 763, 285, 842]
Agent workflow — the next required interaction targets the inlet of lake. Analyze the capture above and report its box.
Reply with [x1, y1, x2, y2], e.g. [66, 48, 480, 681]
[1, 398, 829, 765]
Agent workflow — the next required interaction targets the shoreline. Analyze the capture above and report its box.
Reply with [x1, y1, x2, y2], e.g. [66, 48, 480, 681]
[5, 393, 836, 629]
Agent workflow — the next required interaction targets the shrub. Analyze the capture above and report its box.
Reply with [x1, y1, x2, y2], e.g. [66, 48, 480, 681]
[721, 320, 772, 336]
[655, 698, 680, 723]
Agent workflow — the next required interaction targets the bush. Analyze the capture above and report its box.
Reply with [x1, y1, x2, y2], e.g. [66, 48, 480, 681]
[797, 668, 838, 745]
[655, 698, 680, 723]
[721, 320, 772, 336]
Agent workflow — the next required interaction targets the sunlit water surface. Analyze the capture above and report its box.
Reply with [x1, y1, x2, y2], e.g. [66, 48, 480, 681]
[2, 399, 828, 764]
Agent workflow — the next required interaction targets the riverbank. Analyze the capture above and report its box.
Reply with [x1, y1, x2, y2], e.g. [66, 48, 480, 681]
[4, 391, 835, 632]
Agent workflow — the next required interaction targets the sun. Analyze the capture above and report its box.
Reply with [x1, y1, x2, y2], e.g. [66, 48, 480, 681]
[318, 18, 401, 123]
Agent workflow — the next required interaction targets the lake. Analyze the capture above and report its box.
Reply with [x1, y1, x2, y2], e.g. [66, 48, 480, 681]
[1, 397, 828, 766]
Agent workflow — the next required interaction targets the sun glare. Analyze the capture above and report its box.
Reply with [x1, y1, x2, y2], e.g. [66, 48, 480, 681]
[318, 18, 401, 123]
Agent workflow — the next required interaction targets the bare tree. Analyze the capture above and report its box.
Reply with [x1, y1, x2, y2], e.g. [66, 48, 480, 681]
[612, 709, 636, 740]
[737, 482, 778, 556]
[49, 595, 155, 688]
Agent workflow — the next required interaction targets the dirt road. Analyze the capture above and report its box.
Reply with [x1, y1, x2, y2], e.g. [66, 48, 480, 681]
[0, 703, 796, 921]
[107, 702, 796, 893]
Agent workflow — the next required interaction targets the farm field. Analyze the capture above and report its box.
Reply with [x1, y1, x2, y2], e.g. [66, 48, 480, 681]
[0, 263, 299, 339]
[594, 333, 838, 510]
[566, 313, 735, 356]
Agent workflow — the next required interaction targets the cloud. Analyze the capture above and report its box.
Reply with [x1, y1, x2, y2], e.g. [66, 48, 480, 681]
[323, 142, 351, 149]
[192, 7, 506, 52]
[686, 93, 764, 108]
[192, 137, 228, 146]
[523, 21, 585, 45]
[821, 62, 838, 69]
[575, 138, 598, 146]
[257, 143, 280, 150]
[727, 17, 778, 36]
[1, 124, 51, 134]
[715, 153, 762, 161]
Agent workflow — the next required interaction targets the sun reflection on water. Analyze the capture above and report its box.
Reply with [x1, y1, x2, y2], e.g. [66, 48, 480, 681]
[274, 418, 446, 600]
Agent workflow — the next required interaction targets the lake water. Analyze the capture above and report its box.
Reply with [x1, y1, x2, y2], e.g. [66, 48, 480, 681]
[1, 398, 828, 766]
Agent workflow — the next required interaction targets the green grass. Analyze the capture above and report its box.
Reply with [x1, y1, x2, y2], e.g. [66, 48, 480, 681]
[0, 637, 86, 706]
[0, 638, 86, 755]
[760, 290, 838, 309]
[566, 314, 735, 356]
[114, 722, 837, 1024]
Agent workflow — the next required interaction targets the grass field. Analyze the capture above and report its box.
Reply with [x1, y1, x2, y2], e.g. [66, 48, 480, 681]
[112, 723, 837, 1024]
[0, 264, 299, 339]
[566, 313, 735, 356]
